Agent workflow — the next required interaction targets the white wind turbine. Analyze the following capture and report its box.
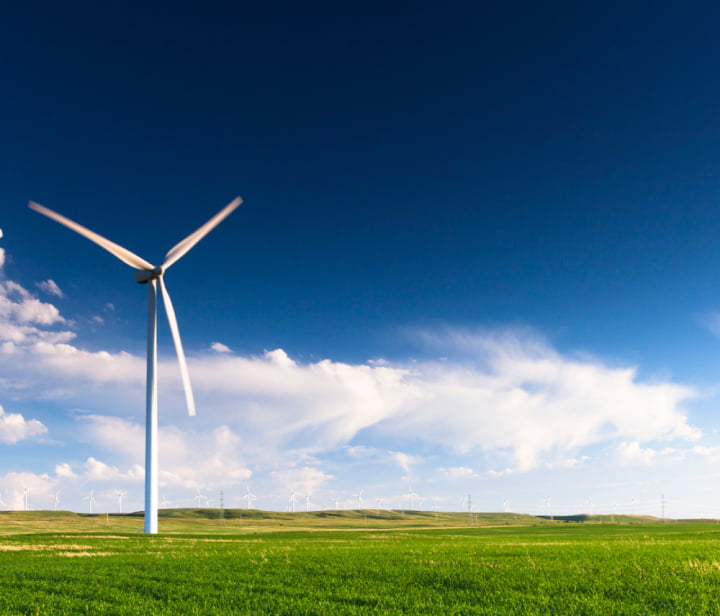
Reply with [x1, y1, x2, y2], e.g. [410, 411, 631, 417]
[353, 490, 364, 510]
[53, 490, 61, 511]
[23, 487, 29, 512]
[193, 488, 206, 508]
[407, 486, 418, 511]
[116, 490, 128, 514]
[244, 485, 257, 509]
[289, 489, 296, 513]
[84, 489, 97, 514]
[30, 197, 242, 534]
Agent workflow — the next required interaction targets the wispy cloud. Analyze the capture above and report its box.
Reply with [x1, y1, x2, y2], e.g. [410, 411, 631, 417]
[35, 279, 64, 298]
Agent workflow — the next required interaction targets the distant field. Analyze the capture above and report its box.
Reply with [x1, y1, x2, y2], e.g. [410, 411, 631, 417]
[2, 511, 719, 615]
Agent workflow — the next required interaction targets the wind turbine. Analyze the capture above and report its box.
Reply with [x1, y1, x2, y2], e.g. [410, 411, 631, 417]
[407, 486, 418, 511]
[116, 490, 128, 514]
[30, 197, 242, 534]
[244, 485, 256, 509]
[353, 490, 363, 510]
[193, 488, 206, 508]
[23, 487, 29, 512]
[289, 489, 296, 513]
[305, 494, 311, 513]
[84, 489, 97, 514]
[53, 490, 61, 511]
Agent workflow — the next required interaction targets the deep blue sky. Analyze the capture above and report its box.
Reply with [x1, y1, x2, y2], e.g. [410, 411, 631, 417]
[2, 3, 720, 514]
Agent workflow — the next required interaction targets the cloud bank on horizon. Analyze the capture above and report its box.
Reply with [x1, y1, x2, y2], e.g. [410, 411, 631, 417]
[0, 239, 706, 512]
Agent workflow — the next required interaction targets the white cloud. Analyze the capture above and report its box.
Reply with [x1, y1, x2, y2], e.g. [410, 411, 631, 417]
[0, 248, 4, 269]
[616, 441, 720, 466]
[699, 311, 720, 338]
[269, 466, 334, 497]
[0, 472, 55, 510]
[84, 457, 144, 481]
[0, 405, 47, 444]
[0, 251, 705, 482]
[55, 463, 78, 479]
[35, 279, 64, 298]
[210, 342, 231, 353]
[438, 466, 478, 480]
[391, 451, 421, 474]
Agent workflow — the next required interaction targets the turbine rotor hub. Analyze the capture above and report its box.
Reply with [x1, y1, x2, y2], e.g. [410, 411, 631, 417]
[134, 266, 164, 284]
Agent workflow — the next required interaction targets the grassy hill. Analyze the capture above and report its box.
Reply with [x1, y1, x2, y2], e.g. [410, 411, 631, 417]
[1, 507, 708, 535]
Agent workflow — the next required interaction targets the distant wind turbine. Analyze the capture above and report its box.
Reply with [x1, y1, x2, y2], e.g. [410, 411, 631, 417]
[244, 485, 257, 509]
[353, 490, 364, 510]
[23, 487, 29, 512]
[30, 197, 242, 534]
[193, 488, 206, 508]
[289, 489, 296, 513]
[116, 490, 128, 514]
[84, 489, 97, 514]
[407, 486, 418, 511]
[53, 490, 61, 511]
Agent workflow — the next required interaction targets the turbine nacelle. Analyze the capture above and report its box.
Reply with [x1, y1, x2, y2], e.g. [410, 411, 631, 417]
[134, 266, 163, 284]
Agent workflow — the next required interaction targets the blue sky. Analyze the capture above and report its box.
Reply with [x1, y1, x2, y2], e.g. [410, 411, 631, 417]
[2, 2, 720, 517]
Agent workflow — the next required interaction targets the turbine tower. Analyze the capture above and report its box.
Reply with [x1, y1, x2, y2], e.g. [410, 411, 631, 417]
[244, 485, 256, 509]
[84, 489, 97, 514]
[30, 197, 242, 534]
[289, 489, 296, 513]
[23, 487, 29, 512]
[116, 490, 128, 514]
[53, 490, 61, 511]
[408, 486, 418, 511]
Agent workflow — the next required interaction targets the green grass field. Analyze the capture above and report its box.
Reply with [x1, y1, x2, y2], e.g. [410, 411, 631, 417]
[1, 510, 719, 615]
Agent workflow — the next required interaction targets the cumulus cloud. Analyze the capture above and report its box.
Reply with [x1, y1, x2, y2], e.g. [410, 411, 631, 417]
[35, 279, 64, 298]
[0, 472, 55, 510]
[270, 466, 334, 497]
[0, 249, 705, 491]
[55, 463, 78, 479]
[74, 415, 252, 491]
[0, 405, 47, 444]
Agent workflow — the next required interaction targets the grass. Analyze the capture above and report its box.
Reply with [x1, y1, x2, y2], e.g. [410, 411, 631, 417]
[1, 511, 719, 614]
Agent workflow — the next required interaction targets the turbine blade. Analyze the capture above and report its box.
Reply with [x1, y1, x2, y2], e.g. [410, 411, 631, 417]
[158, 277, 196, 416]
[162, 197, 242, 270]
[29, 201, 155, 271]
